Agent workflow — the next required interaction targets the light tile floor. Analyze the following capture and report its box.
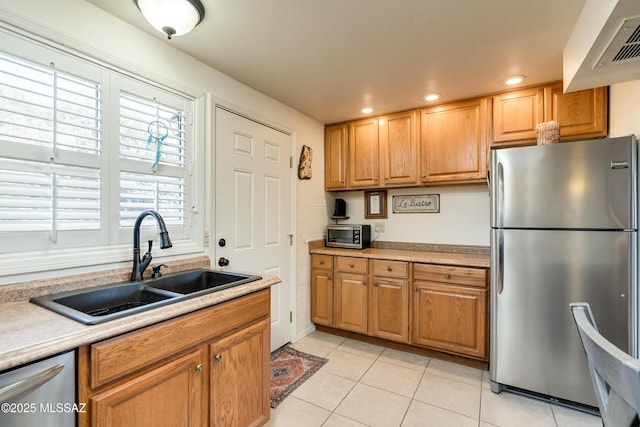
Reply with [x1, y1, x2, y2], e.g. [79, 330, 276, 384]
[265, 331, 603, 427]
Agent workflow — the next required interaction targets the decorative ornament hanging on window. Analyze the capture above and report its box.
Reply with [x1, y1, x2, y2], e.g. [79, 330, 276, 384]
[147, 120, 169, 172]
[298, 144, 312, 179]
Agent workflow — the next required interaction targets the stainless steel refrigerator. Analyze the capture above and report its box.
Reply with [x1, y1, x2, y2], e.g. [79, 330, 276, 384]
[489, 135, 638, 408]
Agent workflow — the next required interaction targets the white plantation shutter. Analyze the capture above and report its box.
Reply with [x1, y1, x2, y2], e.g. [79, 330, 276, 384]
[0, 50, 103, 252]
[0, 32, 196, 261]
[117, 89, 189, 239]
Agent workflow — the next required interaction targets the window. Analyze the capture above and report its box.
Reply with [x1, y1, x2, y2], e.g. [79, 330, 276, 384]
[0, 31, 197, 269]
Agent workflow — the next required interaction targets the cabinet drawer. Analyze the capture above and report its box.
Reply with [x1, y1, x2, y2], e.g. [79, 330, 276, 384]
[372, 259, 409, 278]
[413, 264, 486, 288]
[87, 289, 269, 389]
[336, 256, 368, 273]
[311, 254, 333, 269]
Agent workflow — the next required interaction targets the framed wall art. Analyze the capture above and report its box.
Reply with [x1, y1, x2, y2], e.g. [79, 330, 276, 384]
[364, 190, 387, 219]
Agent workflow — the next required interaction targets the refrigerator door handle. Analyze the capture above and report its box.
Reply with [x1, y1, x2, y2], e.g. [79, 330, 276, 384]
[492, 229, 504, 295]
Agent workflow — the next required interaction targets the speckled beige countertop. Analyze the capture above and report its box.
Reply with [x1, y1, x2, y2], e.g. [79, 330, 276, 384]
[309, 241, 490, 268]
[0, 256, 280, 372]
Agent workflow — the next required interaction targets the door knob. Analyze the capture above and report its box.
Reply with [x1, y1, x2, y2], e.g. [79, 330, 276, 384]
[218, 238, 226, 247]
[218, 257, 230, 267]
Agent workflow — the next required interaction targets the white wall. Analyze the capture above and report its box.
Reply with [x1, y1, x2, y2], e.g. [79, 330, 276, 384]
[609, 81, 640, 138]
[331, 186, 490, 246]
[0, 0, 328, 340]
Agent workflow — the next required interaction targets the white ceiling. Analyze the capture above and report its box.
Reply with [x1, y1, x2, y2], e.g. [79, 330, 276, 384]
[87, 0, 587, 124]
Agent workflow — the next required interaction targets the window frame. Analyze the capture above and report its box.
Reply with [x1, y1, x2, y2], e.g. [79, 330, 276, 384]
[0, 28, 204, 280]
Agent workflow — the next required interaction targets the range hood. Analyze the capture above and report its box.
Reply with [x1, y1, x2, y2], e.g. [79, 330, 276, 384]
[564, 0, 640, 92]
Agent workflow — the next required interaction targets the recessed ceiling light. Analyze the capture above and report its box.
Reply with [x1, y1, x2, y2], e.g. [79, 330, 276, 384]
[504, 75, 525, 85]
[361, 107, 374, 114]
[424, 93, 441, 102]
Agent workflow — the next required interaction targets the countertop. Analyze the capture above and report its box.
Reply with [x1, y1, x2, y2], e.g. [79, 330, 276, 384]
[310, 242, 490, 268]
[0, 258, 279, 372]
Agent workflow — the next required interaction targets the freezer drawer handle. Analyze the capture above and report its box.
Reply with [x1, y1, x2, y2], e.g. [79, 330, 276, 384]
[0, 363, 64, 402]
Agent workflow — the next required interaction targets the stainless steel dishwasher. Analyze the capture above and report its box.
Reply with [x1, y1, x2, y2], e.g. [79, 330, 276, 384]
[0, 350, 76, 426]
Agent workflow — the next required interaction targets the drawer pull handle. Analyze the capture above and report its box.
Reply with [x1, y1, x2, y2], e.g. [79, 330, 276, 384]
[215, 354, 222, 362]
[349, 263, 354, 268]
[387, 266, 393, 272]
[445, 274, 451, 279]
[320, 259, 324, 265]
[196, 364, 203, 372]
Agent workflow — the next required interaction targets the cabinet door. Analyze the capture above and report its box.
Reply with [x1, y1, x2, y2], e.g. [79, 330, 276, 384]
[379, 110, 419, 187]
[412, 281, 487, 359]
[311, 268, 333, 326]
[492, 87, 544, 147]
[421, 98, 489, 184]
[370, 277, 409, 343]
[349, 118, 380, 188]
[91, 350, 204, 427]
[325, 124, 348, 190]
[210, 319, 270, 427]
[544, 83, 607, 141]
[335, 272, 368, 334]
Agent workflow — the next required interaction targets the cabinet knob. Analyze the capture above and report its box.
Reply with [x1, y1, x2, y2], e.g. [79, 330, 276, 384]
[384, 177, 388, 180]
[445, 274, 451, 279]
[422, 174, 426, 179]
[196, 364, 203, 372]
[320, 259, 324, 265]
[215, 354, 223, 362]
[374, 282, 378, 287]
[387, 266, 392, 272]
[362, 280, 367, 286]
[414, 287, 418, 292]
[349, 263, 354, 268]
[374, 177, 378, 181]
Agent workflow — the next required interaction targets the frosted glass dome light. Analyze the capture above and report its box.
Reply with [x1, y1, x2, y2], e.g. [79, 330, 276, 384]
[134, 0, 205, 39]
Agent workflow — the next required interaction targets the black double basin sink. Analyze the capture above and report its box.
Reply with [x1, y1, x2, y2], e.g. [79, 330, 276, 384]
[30, 269, 261, 325]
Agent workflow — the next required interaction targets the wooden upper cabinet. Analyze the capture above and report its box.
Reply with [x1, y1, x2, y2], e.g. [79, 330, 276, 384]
[544, 83, 608, 141]
[349, 118, 380, 189]
[491, 82, 608, 148]
[324, 124, 348, 190]
[379, 110, 419, 187]
[421, 97, 489, 184]
[492, 86, 544, 147]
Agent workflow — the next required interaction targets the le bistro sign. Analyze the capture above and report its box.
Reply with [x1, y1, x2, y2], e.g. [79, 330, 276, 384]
[392, 194, 440, 214]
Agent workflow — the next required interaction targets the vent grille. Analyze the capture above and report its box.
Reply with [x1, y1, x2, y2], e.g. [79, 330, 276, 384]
[613, 24, 640, 62]
[597, 16, 640, 67]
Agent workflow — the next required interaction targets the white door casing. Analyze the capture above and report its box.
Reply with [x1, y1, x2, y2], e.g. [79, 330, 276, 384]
[215, 107, 293, 351]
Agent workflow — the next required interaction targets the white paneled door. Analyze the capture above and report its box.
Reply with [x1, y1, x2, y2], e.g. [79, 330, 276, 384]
[215, 107, 293, 351]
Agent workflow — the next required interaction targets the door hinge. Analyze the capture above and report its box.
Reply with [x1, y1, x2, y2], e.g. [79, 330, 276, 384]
[290, 311, 293, 323]
[288, 234, 294, 246]
[290, 156, 294, 168]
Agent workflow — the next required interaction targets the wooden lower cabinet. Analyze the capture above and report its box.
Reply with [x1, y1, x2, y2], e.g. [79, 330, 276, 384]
[370, 259, 409, 343]
[78, 289, 271, 427]
[310, 254, 334, 326]
[210, 319, 269, 427]
[309, 254, 488, 361]
[412, 264, 487, 360]
[335, 271, 368, 334]
[90, 350, 204, 427]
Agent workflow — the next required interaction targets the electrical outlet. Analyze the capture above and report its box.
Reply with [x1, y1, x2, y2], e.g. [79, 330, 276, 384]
[374, 222, 385, 233]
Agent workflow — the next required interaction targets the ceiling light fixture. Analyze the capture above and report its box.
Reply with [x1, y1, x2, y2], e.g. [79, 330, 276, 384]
[361, 107, 374, 114]
[424, 93, 441, 102]
[134, 0, 205, 40]
[504, 75, 526, 85]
